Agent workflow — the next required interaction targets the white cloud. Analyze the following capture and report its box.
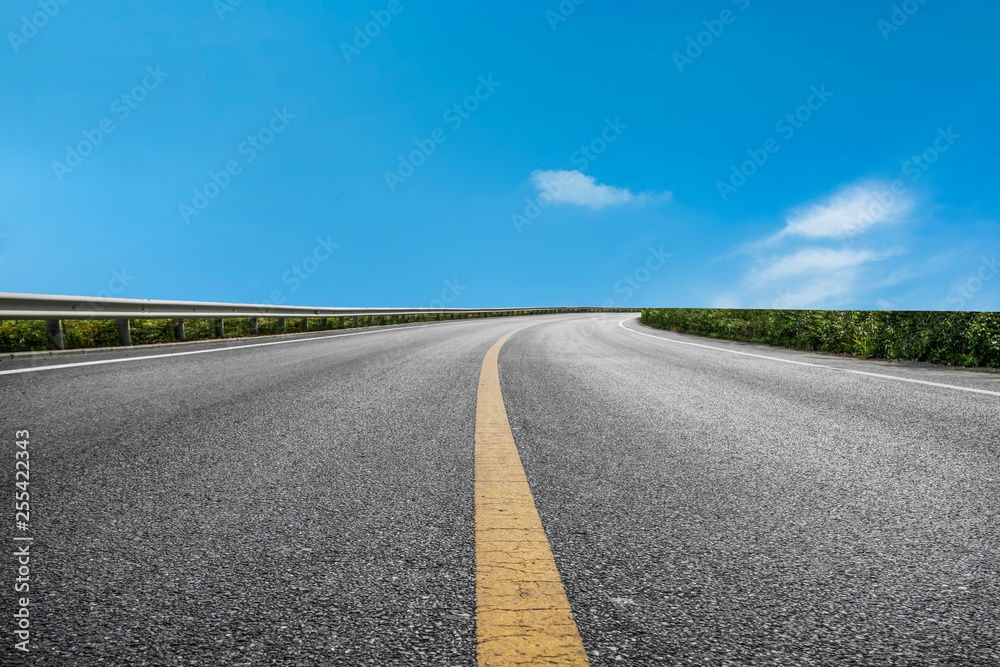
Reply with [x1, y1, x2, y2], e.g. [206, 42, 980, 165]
[775, 181, 914, 240]
[750, 247, 901, 308]
[722, 179, 920, 308]
[774, 277, 861, 308]
[530, 169, 669, 210]
[753, 247, 895, 284]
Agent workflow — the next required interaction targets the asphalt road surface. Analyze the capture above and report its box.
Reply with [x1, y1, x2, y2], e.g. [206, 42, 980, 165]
[2, 314, 998, 665]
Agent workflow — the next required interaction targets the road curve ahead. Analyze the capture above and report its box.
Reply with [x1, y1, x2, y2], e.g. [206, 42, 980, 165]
[2, 314, 998, 665]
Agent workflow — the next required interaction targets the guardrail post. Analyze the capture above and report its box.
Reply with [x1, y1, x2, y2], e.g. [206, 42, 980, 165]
[248, 318, 258, 335]
[45, 319, 65, 350]
[215, 318, 225, 338]
[117, 319, 131, 346]
[279, 317, 287, 333]
[302, 318, 309, 332]
[174, 319, 186, 341]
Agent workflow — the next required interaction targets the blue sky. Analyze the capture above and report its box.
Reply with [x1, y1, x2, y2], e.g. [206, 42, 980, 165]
[1, 0, 998, 310]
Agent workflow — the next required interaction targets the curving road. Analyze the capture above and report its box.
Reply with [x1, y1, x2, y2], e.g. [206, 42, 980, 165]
[2, 314, 998, 665]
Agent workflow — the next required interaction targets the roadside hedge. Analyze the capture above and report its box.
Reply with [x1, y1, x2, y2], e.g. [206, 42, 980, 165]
[0, 312, 525, 354]
[0, 317, 323, 353]
[639, 309, 1000, 368]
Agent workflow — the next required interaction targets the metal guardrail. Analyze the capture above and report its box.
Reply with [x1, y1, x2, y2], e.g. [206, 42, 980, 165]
[0, 292, 637, 350]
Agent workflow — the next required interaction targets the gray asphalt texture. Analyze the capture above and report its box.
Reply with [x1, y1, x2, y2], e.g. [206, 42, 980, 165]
[2, 314, 998, 665]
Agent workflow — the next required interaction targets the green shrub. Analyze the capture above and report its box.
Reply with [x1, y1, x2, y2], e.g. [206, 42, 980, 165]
[640, 308, 1000, 368]
[0, 320, 49, 352]
[2, 314, 385, 353]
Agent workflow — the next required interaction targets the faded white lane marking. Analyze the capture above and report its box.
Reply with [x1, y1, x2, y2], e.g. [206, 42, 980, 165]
[618, 318, 1000, 399]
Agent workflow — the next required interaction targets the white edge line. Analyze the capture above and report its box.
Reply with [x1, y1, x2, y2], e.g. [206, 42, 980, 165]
[618, 317, 1000, 398]
[0, 320, 466, 377]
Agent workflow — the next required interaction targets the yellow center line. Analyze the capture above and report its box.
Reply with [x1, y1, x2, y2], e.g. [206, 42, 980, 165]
[475, 328, 590, 666]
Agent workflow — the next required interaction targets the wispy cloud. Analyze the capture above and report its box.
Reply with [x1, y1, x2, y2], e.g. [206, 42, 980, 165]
[726, 179, 917, 308]
[752, 247, 896, 284]
[530, 169, 669, 210]
[773, 181, 914, 241]
[753, 247, 901, 308]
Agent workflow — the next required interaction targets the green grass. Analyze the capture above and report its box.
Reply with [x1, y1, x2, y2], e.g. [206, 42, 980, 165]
[640, 308, 1000, 368]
